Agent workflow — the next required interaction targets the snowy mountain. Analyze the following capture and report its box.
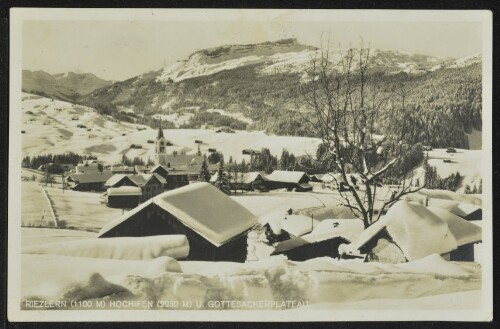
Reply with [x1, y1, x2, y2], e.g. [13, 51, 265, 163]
[22, 70, 113, 102]
[157, 39, 452, 83]
[33, 38, 482, 149]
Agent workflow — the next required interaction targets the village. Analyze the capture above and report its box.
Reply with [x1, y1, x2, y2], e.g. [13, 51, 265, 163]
[14, 14, 488, 315]
[19, 118, 485, 310]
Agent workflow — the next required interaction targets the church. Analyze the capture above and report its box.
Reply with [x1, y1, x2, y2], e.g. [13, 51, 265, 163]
[153, 120, 205, 189]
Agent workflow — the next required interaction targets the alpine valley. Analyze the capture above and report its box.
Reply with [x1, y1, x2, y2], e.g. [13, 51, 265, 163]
[23, 38, 482, 149]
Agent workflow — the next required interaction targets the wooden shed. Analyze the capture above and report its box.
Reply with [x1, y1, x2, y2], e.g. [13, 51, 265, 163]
[98, 183, 257, 262]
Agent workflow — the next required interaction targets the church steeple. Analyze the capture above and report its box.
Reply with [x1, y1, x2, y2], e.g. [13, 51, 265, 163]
[155, 118, 167, 165]
[157, 118, 164, 139]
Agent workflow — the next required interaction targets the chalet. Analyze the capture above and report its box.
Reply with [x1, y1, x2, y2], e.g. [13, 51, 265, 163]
[107, 186, 142, 208]
[98, 183, 257, 262]
[240, 172, 267, 191]
[150, 164, 169, 180]
[105, 173, 166, 202]
[344, 200, 482, 263]
[446, 147, 457, 153]
[66, 171, 114, 191]
[264, 170, 312, 192]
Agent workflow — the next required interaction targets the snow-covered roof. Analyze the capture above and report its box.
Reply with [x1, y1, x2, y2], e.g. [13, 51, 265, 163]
[427, 198, 481, 218]
[281, 214, 314, 237]
[98, 182, 257, 247]
[150, 164, 169, 174]
[265, 170, 309, 184]
[426, 206, 482, 246]
[105, 173, 166, 187]
[67, 171, 114, 184]
[351, 200, 461, 261]
[105, 174, 127, 187]
[107, 186, 143, 196]
[242, 172, 265, 184]
[310, 218, 364, 243]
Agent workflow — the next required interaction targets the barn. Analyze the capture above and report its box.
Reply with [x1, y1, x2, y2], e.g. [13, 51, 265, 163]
[98, 182, 257, 262]
[107, 186, 142, 208]
[105, 173, 166, 202]
[66, 171, 114, 191]
[264, 170, 312, 192]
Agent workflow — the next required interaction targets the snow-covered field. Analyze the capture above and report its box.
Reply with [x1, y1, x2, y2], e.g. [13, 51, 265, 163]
[413, 148, 482, 192]
[21, 93, 321, 164]
[22, 180, 122, 231]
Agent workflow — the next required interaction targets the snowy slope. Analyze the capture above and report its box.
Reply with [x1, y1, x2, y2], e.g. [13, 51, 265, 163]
[412, 148, 482, 193]
[21, 93, 321, 163]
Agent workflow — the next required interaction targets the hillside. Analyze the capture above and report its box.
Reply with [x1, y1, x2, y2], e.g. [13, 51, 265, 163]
[21, 93, 321, 164]
[74, 39, 481, 149]
[22, 70, 113, 102]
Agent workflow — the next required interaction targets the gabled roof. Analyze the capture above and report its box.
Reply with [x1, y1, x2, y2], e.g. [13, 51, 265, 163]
[242, 172, 265, 184]
[150, 164, 169, 174]
[265, 170, 309, 184]
[107, 186, 143, 196]
[104, 174, 128, 187]
[98, 182, 257, 247]
[68, 171, 114, 184]
[349, 200, 473, 261]
[105, 173, 166, 187]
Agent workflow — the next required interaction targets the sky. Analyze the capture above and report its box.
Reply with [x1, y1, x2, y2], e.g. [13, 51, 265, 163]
[22, 13, 483, 81]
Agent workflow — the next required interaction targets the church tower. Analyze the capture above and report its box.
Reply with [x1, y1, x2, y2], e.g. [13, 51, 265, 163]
[155, 119, 168, 166]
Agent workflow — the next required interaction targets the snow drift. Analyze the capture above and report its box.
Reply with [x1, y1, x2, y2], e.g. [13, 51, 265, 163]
[22, 235, 190, 260]
[21, 253, 480, 310]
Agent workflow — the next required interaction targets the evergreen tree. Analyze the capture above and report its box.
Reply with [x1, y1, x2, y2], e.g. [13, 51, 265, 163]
[214, 161, 231, 195]
[464, 184, 472, 194]
[198, 160, 211, 182]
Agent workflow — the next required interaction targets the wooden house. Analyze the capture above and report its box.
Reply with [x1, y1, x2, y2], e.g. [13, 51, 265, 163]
[66, 171, 114, 191]
[105, 173, 166, 202]
[107, 186, 142, 208]
[98, 182, 257, 262]
[264, 170, 312, 192]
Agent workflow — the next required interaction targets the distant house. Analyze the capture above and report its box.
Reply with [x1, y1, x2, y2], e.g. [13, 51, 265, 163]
[105, 173, 166, 202]
[239, 172, 267, 191]
[107, 186, 142, 208]
[60, 163, 75, 172]
[164, 154, 204, 168]
[98, 183, 257, 262]
[72, 116, 79, 121]
[150, 164, 170, 180]
[66, 171, 114, 191]
[75, 162, 102, 174]
[242, 149, 260, 155]
[446, 147, 457, 153]
[264, 170, 312, 192]
[110, 165, 135, 174]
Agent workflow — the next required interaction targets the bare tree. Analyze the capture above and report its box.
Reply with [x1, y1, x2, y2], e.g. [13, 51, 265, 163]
[301, 40, 424, 228]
